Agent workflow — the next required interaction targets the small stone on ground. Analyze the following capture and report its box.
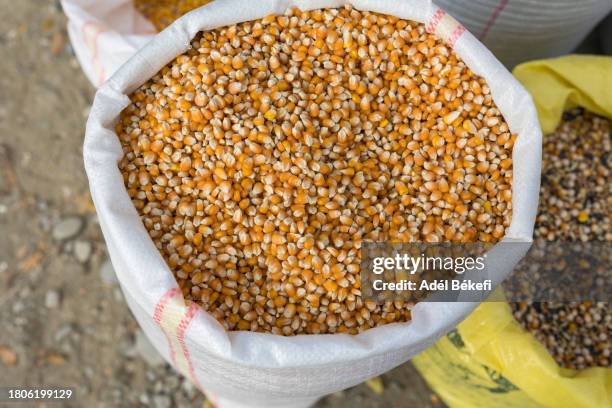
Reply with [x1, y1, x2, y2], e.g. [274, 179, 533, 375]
[52, 217, 83, 241]
[73, 240, 92, 263]
[45, 290, 61, 309]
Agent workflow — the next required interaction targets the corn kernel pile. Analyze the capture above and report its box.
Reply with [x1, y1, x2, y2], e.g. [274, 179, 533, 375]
[118, 6, 515, 335]
[135, 0, 212, 31]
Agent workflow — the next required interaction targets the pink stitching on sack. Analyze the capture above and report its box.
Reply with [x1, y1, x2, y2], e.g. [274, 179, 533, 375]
[177, 303, 202, 389]
[81, 21, 107, 86]
[153, 287, 181, 365]
[449, 25, 466, 47]
[426, 9, 445, 34]
[479, 0, 508, 41]
[153, 287, 181, 322]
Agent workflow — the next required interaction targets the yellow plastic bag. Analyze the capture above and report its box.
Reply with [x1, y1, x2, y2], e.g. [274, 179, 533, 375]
[513, 55, 612, 134]
[413, 55, 612, 408]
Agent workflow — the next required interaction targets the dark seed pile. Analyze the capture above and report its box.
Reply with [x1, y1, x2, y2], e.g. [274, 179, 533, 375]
[510, 109, 611, 370]
[535, 109, 610, 242]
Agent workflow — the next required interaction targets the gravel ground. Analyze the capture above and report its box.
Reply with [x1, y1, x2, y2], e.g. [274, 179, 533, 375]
[0, 1, 442, 407]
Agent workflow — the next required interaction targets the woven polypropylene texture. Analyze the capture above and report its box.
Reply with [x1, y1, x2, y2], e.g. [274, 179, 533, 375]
[83, 1, 542, 406]
[436, 0, 612, 68]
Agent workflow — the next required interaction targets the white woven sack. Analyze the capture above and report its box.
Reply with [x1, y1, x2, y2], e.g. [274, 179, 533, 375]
[436, 0, 612, 68]
[61, 0, 156, 87]
[84, 1, 542, 407]
[62, 0, 612, 87]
